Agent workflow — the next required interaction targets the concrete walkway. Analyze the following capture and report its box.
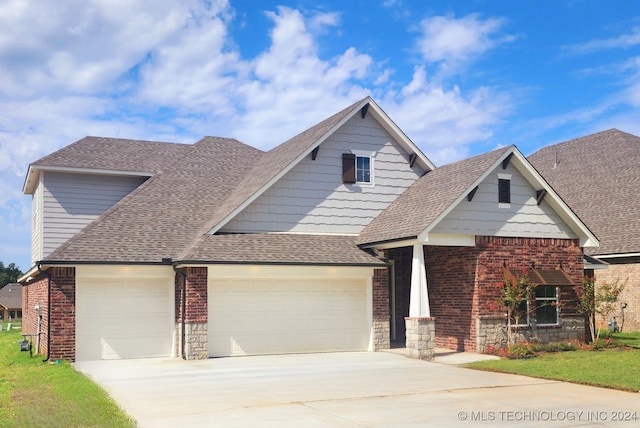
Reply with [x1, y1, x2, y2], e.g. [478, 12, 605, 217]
[76, 352, 639, 427]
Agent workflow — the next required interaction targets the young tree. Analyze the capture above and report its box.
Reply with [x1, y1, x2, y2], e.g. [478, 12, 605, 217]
[576, 276, 626, 342]
[498, 268, 537, 346]
[0, 261, 24, 288]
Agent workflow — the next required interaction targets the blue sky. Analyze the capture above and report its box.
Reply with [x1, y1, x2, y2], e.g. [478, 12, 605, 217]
[2, 0, 640, 272]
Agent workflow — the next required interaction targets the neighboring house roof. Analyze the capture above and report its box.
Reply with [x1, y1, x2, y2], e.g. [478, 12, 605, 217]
[0, 283, 22, 309]
[185, 234, 385, 266]
[23, 136, 191, 194]
[529, 129, 640, 257]
[358, 145, 598, 248]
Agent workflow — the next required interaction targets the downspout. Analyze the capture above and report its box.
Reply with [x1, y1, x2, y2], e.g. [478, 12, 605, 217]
[37, 263, 51, 362]
[173, 266, 187, 360]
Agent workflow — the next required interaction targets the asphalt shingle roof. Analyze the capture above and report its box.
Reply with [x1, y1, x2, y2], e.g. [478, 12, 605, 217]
[41, 98, 373, 264]
[46, 137, 264, 263]
[528, 129, 640, 256]
[358, 146, 511, 246]
[187, 234, 385, 265]
[32, 136, 191, 173]
[0, 283, 22, 309]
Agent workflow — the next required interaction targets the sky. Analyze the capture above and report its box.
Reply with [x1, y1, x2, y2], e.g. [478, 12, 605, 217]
[2, 0, 640, 272]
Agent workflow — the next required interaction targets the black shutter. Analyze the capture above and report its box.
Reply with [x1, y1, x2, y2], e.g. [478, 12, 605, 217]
[498, 179, 511, 203]
[342, 153, 356, 183]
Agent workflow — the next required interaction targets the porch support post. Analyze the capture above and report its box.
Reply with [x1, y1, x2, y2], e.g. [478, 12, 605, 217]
[409, 243, 430, 317]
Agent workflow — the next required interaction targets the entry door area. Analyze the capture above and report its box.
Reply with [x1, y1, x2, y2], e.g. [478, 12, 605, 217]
[208, 278, 369, 357]
[76, 276, 174, 361]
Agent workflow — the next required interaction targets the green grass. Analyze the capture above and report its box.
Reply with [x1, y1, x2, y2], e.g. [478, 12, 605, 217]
[0, 327, 137, 427]
[466, 332, 640, 392]
[599, 330, 640, 348]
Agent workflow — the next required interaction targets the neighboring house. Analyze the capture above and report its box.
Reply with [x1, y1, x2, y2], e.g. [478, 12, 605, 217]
[19, 97, 597, 362]
[0, 283, 22, 321]
[529, 129, 640, 332]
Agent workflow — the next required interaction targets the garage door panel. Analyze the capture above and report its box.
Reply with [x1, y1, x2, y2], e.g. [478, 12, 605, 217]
[76, 278, 173, 361]
[209, 278, 369, 357]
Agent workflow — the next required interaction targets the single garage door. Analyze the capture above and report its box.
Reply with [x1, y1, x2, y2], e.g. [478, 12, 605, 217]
[209, 279, 369, 357]
[76, 278, 174, 361]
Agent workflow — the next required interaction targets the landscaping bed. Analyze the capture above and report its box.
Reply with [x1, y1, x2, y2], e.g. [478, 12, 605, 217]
[466, 332, 640, 392]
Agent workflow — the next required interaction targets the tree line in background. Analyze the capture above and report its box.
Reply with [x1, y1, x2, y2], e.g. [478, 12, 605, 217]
[0, 261, 23, 288]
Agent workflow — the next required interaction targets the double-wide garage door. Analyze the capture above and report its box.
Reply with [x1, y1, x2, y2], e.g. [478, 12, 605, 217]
[209, 278, 370, 357]
[76, 275, 173, 361]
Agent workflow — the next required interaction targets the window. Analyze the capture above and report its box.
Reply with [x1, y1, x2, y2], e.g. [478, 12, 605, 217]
[498, 179, 510, 203]
[356, 156, 371, 183]
[342, 151, 374, 185]
[535, 286, 558, 325]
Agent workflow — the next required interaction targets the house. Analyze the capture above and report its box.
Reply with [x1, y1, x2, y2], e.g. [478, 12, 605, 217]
[19, 97, 597, 362]
[529, 129, 640, 332]
[0, 283, 22, 321]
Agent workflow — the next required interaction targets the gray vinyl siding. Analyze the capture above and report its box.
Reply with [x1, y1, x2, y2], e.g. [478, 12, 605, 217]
[31, 175, 44, 263]
[41, 172, 147, 257]
[222, 114, 426, 234]
[431, 163, 577, 239]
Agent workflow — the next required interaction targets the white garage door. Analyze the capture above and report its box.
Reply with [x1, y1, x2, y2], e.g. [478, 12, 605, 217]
[76, 278, 173, 361]
[209, 279, 369, 357]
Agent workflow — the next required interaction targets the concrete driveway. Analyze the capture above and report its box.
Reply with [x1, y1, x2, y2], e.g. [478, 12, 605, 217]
[76, 351, 639, 427]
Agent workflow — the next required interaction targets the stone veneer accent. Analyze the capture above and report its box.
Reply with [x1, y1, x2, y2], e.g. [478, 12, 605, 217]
[476, 315, 585, 353]
[184, 323, 208, 359]
[372, 319, 390, 350]
[404, 317, 435, 360]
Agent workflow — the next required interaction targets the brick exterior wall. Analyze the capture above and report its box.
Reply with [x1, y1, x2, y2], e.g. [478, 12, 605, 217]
[372, 268, 390, 350]
[22, 273, 49, 356]
[23, 267, 77, 361]
[594, 260, 640, 332]
[388, 237, 584, 352]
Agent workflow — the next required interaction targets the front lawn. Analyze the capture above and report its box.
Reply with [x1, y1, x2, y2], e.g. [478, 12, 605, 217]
[0, 326, 136, 427]
[466, 332, 640, 392]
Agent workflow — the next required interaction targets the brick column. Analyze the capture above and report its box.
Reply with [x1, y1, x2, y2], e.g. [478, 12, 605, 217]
[49, 267, 76, 361]
[184, 267, 208, 359]
[372, 268, 390, 350]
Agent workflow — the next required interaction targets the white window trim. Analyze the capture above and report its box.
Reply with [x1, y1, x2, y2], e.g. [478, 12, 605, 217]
[498, 173, 512, 208]
[351, 150, 375, 187]
[534, 286, 560, 326]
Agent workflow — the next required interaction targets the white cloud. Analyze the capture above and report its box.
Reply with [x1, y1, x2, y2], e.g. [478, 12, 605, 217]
[384, 67, 510, 164]
[0, 1, 514, 269]
[416, 14, 514, 69]
[562, 26, 640, 55]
